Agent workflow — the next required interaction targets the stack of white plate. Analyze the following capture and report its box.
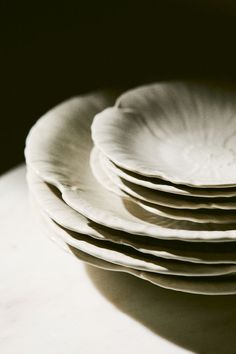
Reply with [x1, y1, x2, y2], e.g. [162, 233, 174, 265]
[25, 82, 236, 295]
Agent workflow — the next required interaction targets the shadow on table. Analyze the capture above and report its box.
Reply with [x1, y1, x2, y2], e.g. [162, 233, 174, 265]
[86, 265, 236, 354]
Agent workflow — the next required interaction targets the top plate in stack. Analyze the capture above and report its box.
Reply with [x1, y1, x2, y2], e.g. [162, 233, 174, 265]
[92, 81, 236, 188]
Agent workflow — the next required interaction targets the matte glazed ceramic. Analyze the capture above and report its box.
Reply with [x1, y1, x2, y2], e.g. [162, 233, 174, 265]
[27, 170, 236, 264]
[92, 82, 236, 187]
[25, 92, 236, 241]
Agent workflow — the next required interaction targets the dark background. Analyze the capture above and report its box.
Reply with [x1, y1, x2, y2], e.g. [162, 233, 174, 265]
[1, 0, 236, 174]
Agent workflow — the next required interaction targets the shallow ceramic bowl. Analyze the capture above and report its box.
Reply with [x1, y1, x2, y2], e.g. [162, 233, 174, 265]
[92, 82, 236, 187]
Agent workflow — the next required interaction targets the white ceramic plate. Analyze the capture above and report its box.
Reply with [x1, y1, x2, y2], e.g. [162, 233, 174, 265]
[98, 149, 236, 210]
[35, 210, 236, 295]
[139, 203, 236, 224]
[91, 148, 236, 224]
[27, 169, 236, 265]
[55, 238, 236, 295]
[25, 91, 236, 241]
[101, 153, 236, 198]
[37, 210, 236, 277]
[92, 82, 236, 187]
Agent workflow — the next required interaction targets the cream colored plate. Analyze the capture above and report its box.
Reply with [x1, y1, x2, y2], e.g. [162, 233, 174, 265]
[25, 91, 236, 241]
[55, 239, 236, 295]
[92, 82, 236, 187]
[101, 153, 236, 198]
[91, 148, 236, 224]
[36, 211, 236, 277]
[35, 210, 236, 295]
[27, 169, 236, 264]
[71, 248, 236, 295]
[98, 149, 236, 210]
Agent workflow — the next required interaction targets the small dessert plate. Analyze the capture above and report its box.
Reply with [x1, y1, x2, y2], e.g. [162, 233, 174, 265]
[92, 82, 236, 187]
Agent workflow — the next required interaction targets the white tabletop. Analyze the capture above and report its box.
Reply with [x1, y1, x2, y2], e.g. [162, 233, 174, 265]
[1, 165, 236, 354]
